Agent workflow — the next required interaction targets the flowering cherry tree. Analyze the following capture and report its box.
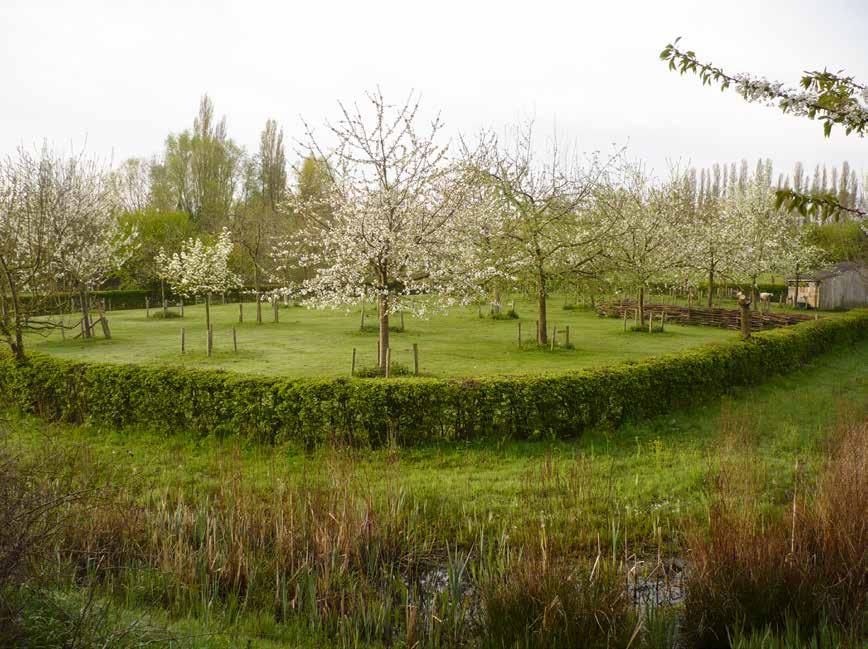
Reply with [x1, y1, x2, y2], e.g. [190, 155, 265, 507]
[285, 90, 487, 370]
[463, 122, 615, 344]
[156, 228, 239, 333]
[723, 160, 823, 305]
[596, 162, 690, 325]
[51, 157, 137, 338]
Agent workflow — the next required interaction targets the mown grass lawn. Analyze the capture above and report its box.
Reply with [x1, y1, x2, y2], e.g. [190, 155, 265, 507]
[28, 295, 737, 378]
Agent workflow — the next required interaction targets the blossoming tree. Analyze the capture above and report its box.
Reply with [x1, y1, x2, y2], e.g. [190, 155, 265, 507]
[285, 89, 487, 370]
[464, 122, 615, 344]
[156, 228, 239, 337]
[596, 162, 690, 325]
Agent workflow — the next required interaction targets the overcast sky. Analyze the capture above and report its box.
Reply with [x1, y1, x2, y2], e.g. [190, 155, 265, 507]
[2, 0, 866, 178]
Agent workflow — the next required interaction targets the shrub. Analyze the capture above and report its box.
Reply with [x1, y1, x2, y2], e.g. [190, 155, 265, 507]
[0, 310, 866, 446]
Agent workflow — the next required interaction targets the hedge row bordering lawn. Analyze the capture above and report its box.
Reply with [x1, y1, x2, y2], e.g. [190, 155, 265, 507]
[2, 310, 866, 446]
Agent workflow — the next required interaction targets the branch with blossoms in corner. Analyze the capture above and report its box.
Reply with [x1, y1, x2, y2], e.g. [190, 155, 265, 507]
[660, 37, 867, 231]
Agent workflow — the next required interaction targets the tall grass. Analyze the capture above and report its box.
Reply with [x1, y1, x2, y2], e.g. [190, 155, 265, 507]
[683, 409, 867, 648]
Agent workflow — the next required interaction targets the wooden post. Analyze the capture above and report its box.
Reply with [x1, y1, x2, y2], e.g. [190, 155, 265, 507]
[660, 312, 665, 332]
[181, 327, 185, 354]
[351, 348, 357, 376]
[413, 343, 419, 376]
[565, 325, 570, 347]
[550, 326, 557, 350]
[649, 313, 653, 334]
[384, 347, 391, 378]
[623, 309, 628, 331]
[145, 296, 150, 318]
[239, 302, 243, 323]
[207, 324, 213, 356]
[233, 326, 237, 352]
[517, 321, 522, 347]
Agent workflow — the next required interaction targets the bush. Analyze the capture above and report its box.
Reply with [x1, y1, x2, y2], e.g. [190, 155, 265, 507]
[1, 310, 866, 447]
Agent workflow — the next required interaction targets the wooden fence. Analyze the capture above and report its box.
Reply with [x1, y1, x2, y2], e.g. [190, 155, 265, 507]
[598, 301, 815, 332]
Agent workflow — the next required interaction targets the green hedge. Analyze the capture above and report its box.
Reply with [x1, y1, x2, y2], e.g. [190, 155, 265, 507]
[1, 310, 866, 446]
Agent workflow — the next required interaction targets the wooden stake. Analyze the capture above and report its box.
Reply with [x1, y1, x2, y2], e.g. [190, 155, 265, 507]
[660, 312, 665, 332]
[351, 348, 357, 376]
[145, 296, 150, 318]
[648, 313, 653, 334]
[517, 321, 522, 347]
[565, 325, 570, 347]
[413, 343, 419, 376]
[233, 326, 237, 352]
[551, 326, 557, 350]
[181, 327, 185, 354]
[623, 309, 628, 331]
[239, 302, 243, 323]
[385, 347, 391, 378]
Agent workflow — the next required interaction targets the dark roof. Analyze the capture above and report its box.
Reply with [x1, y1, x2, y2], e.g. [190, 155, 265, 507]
[789, 261, 865, 283]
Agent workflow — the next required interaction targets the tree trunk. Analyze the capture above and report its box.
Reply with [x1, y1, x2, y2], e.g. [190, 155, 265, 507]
[707, 266, 714, 308]
[638, 286, 645, 327]
[378, 293, 390, 370]
[205, 294, 211, 333]
[793, 265, 800, 308]
[536, 271, 548, 345]
[254, 267, 262, 325]
[80, 287, 91, 339]
[161, 280, 167, 318]
[751, 276, 759, 312]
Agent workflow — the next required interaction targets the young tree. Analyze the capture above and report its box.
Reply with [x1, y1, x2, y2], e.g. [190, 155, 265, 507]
[465, 122, 613, 344]
[682, 165, 739, 306]
[0, 147, 63, 357]
[287, 89, 485, 370]
[233, 119, 288, 323]
[52, 160, 136, 338]
[724, 160, 822, 306]
[596, 162, 689, 325]
[156, 228, 239, 334]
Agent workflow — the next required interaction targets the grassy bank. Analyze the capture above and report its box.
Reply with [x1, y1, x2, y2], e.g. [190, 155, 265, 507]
[2, 341, 865, 647]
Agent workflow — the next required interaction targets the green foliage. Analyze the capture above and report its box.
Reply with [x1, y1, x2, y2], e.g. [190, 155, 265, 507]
[804, 221, 868, 264]
[2, 311, 866, 446]
[117, 209, 197, 287]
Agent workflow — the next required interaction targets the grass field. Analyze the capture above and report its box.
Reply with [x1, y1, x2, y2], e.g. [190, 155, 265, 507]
[28, 295, 738, 378]
[3, 340, 866, 647]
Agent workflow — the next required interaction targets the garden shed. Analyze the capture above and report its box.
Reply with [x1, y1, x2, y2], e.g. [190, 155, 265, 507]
[787, 262, 868, 310]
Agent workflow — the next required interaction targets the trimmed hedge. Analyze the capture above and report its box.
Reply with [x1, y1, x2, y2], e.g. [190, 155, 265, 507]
[1, 310, 866, 446]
